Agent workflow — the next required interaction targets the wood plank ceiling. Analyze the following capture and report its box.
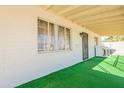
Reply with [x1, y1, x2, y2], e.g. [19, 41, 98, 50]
[41, 5, 124, 36]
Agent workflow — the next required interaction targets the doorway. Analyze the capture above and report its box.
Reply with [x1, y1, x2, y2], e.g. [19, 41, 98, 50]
[94, 37, 98, 56]
[80, 32, 89, 60]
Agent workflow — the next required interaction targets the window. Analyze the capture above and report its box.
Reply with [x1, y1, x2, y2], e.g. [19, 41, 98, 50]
[58, 26, 65, 50]
[65, 28, 71, 50]
[38, 19, 55, 51]
[58, 26, 71, 50]
[38, 19, 49, 51]
[49, 23, 55, 51]
[38, 18, 71, 52]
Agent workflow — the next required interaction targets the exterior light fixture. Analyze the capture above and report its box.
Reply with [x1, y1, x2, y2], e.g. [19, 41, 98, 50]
[80, 32, 84, 38]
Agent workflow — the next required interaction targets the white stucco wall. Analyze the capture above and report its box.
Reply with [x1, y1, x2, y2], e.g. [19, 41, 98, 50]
[0, 6, 100, 87]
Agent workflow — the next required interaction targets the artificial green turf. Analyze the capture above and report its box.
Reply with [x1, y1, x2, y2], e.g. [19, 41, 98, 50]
[16, 55, 124, 88]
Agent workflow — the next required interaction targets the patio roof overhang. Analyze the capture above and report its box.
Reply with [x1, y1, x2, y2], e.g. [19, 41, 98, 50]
[40, 5, 124, 36]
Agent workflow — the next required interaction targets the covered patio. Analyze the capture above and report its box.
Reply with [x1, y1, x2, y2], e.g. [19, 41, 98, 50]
[0, 5, 124, 88]
[16, 6, 124, 88]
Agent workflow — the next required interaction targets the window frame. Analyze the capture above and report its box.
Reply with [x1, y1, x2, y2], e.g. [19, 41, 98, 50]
[38, 17, 72, 53]
[57, 25, 72, 51]
[37, 18, 49, 51]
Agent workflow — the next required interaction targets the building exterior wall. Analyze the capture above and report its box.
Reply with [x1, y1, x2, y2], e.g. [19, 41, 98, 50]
[0, 6, 100, 87]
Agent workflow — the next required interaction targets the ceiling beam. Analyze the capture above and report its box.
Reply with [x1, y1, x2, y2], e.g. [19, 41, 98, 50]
[62, 5, 95, 17]
[67, 6, 106, 20]
[79, 16, 124, 25]
[86, 25, 124, 36]
[57, 6, 81, 15]
[74, 6, 123, 21]
[74, 7, 124, 23]
[91, 30, 124, 36]
[78, 14, 123, 24]
[42, 5, 54, 10]
[84, 21, 124, 26]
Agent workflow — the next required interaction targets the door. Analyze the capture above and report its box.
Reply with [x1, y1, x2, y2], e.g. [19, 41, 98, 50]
[94, 37, 98, 56]
[82, 32, 89, 60]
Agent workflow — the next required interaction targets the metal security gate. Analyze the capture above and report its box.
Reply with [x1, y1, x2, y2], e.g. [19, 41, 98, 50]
[80, 32, 89, 60]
